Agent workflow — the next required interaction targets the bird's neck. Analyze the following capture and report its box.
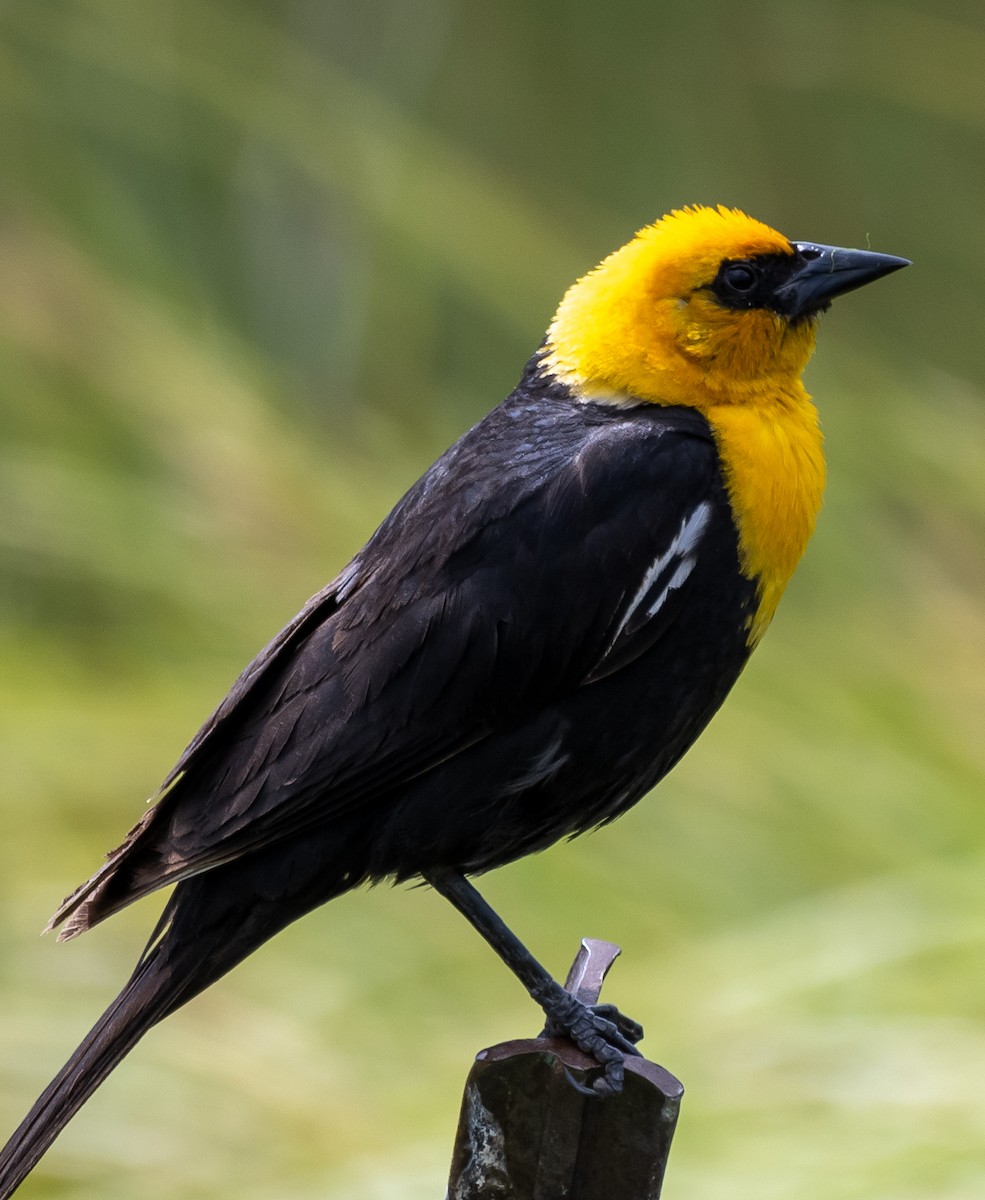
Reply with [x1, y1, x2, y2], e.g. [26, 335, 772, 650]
[705, 387, 826, 645]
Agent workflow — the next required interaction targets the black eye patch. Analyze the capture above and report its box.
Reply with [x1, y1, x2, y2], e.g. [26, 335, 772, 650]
[708, 252, 807, 315]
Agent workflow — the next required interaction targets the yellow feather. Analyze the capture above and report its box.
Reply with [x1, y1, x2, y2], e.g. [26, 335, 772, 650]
[542, 205, 826, 643]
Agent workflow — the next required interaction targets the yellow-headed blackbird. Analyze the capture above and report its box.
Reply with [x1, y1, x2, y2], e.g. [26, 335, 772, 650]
[0, 206, 907, 1194]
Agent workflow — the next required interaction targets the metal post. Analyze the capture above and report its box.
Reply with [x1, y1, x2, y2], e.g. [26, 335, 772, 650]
[446, 939, 683, 1199]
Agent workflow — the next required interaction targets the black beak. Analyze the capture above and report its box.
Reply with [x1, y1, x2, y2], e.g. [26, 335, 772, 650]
[777, 243, 910, 319]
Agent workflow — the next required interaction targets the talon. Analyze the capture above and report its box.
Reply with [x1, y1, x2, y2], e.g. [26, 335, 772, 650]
[596, 1019, 643, 1060]
[593, 1073, 619, 1097]
[589, 1002, 644, 1046]
[562, 1066, 600, 1097]
[538, 987, 643, 1095]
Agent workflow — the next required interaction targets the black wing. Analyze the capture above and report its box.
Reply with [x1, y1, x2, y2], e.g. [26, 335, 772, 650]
[52, 392, 728, 933]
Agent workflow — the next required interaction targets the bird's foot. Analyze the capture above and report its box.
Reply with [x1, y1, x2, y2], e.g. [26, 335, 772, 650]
[539, 987, 644, 1096]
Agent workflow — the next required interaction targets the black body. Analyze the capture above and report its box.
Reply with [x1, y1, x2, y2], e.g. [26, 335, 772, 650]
[65, 356, 757, 926]
[0, 356, 757, 1193]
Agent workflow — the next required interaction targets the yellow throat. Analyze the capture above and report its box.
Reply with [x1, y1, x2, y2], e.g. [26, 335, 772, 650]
[542, 205, 827, 645]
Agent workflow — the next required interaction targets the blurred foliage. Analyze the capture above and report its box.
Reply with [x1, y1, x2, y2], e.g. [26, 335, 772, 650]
[0, 1, 984, 1197]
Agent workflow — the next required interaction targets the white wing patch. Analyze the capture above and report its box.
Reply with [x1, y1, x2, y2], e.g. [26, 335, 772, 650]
[500, 729, 570, 797]
[611, 501, 713, 643]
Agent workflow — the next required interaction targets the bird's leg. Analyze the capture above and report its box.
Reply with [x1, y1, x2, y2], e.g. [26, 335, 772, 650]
[424, 869, 643, 1095]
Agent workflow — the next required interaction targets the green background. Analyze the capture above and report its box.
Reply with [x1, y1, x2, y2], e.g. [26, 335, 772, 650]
[1, 1, 984, 1196]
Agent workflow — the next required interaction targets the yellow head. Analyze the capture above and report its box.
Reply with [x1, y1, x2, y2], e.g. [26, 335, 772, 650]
[543, 206, 908, 644]
[543, 205, 901, 410]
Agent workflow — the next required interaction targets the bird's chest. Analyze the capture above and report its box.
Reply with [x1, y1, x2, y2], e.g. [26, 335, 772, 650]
[705, 396, 826, 644]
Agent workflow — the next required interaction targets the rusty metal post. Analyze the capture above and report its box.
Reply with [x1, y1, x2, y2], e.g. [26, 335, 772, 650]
[447, 939, 683, 1199]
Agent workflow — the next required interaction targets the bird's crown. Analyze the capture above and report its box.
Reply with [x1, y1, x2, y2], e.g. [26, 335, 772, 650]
[544, 205, 816, 409]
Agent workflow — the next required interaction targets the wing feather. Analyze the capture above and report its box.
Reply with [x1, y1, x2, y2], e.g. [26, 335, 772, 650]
[50, 396, 725, 934]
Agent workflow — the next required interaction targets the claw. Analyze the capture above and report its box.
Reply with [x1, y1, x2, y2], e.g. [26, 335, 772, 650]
[539, 988, 643, 1096]
[542, 1002, 644, 1051]
[589, 1002, 644, 1046]
[562, 1065, 600, 1097]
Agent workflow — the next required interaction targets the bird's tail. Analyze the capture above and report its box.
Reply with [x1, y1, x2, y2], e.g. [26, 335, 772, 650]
[0, 847, 358, 1199]
[0, 927, 181, 1198]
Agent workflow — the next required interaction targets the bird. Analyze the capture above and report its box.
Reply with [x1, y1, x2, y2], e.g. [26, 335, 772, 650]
[0, 205, 907, 1196]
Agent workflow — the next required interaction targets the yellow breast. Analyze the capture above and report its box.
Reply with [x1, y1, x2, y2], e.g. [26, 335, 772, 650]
[705, 387, 825, 644]
[541, 207, 829, 645]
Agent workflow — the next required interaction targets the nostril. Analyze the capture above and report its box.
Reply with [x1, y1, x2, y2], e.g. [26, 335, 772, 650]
[799, 246, 822, 260]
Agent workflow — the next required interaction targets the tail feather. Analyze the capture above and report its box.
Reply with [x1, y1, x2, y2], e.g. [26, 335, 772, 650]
[0, 838, 362, 1198]
[0, 939, 177, 1199]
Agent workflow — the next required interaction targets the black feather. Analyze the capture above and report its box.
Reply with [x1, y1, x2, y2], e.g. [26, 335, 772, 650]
[2, 354, 757, 1194]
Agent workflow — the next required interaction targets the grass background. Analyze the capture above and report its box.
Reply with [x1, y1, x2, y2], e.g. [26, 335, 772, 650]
[1, 1, 984, 1196]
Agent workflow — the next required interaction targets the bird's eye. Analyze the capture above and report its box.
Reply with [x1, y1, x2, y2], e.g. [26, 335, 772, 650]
[723, 263, 758, 292]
